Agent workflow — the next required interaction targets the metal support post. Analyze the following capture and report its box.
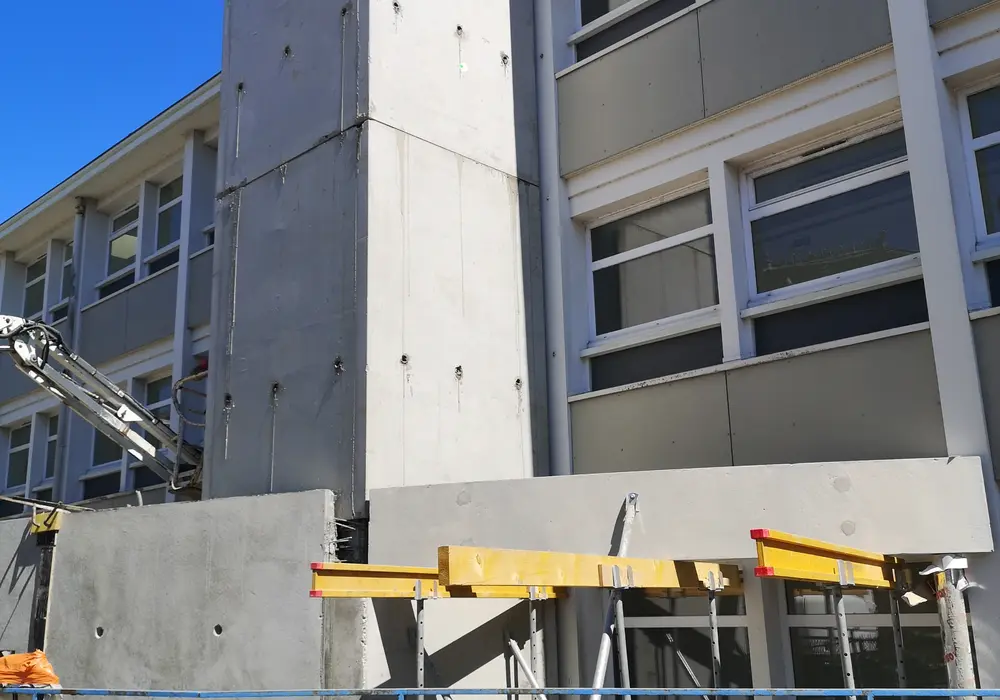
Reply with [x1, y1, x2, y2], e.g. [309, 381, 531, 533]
[831, 586, 857, 700]
[415, 580, 426, 700]
[707, 571, 723, 697]
[529, 586, 541, 700]
[888, 592, 908, 690]
[934, 568, 976, 695]
[590, 493, 638, 700]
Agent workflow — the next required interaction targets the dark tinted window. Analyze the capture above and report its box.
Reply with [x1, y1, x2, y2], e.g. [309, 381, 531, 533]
[968, 85, 1000, 139]
[133, 466, 165, 490]
[754, 280, 928, 355]
[82, 473, 120, 500]
[590, 328, 723, 390]
[975, 143, 1000, 235]
[577, 0, 695, 60]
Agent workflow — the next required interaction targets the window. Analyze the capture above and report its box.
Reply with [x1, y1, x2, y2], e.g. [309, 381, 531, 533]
[744, 128, 926, 353]
[102, 205, 139, 298]
[576, 0, 695, 61]
[51, 241, 74, 322]
[34, 488, 52, 503]
[82, 472, 121, 501]
[44, 415, 58, 480]
[965, 84, 1000, 239]
[23, 255, 46, 320]
[587, 189, 723, 390]
[156, 177, 183, 250]
[133, 375, 172, 488]
[615, 590, 751, 698]
[784, 579, 976, 688]
[6, 424, 30, 489]
[92, 429, 122, 469]
[203, 224, 215, 248]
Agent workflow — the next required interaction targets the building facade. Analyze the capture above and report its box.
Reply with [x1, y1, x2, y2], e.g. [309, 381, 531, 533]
[3, 0, 1000, 691]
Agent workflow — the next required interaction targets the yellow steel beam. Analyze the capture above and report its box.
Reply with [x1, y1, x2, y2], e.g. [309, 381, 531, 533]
[751, 528, 904, 589]
[437, 546, 732, 590]
[310, 562, 563, 599]
[29, 510, 62, 535]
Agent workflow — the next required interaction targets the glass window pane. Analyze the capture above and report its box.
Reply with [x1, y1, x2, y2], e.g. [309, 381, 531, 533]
[754, 130, 908, 203]
[6, 450, 27, 488]
[623, 627, 751, 695]
[156, 203, 182, 249]
[92, 430, 122, 466]
[34, 488, 52, 503]
[61, 262, 73, 300]
[159, 177, 183, 206]
[112, 206, 139, 232]
[594, 237, 717, 335]
[623, 590, 746, 616]
[47, 415, 59, 438]
[790, 627, 952, 688]
[133, 465, 165, 489]
[590, 328, 724, 391]
[82, 472, 120, 500]
[99, 272, 134, 299]
[976, 143, 1000, 235]
[9, 426, 30, 449]
[64, 241, 73, 263]
[23, 282, 44, 318]
[26, 256, 46, 283]
[968, 85, 1000, 139]
[108, 231, 137, 274]
[592, 190, 712, 262]
[0, 501, 22, 518]
[45, 440, 57, 479]
[751, 174, 919, 294]
[146, 377, 173, 405]
[149, 249, 180, 274]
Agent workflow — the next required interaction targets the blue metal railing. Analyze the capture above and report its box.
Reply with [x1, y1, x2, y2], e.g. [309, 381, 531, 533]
[4, 689, 1000, 699]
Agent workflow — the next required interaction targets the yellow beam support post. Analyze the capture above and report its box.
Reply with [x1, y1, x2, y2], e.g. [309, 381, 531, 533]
[750, 528, 905, 589]
[437, 546, 733, 591]
[310, 562, 564, 599]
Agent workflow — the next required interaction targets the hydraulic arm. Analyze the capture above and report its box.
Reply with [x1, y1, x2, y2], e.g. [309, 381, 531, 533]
[0, 315, 202, 492]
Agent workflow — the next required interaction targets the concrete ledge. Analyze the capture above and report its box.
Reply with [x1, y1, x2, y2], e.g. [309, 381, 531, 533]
[369, 457, 993, 565]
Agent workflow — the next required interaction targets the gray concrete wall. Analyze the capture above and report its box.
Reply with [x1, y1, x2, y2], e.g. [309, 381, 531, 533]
[557, 0, 892, 174]
[77, 269, 178, 366]
[573, 330, 946, 474]
[44, 490, 367, 690]
[0, 516, 39, 653]
[369, 456, 991, 565]
[928, 0, 993, 24]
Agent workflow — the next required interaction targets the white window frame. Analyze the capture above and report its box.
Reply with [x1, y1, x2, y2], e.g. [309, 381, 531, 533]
[50, 240, 74, 322]
[582, 183, 722, 359]
[144, 177, 183, 273]
[740, 122, 922, 317]
[958, 76, 1000, 263]
[144, 373, 174, 447]
[41, 413, 58, 485]
[22, 253, 47, 321]
[101, 203, 140, 293]
[4, 422, 31, 492]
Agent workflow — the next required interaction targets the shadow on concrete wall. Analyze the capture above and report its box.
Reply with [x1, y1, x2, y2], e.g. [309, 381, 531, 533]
[0, 521, 37, 651]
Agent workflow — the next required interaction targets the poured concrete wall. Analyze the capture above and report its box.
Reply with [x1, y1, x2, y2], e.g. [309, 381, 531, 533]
[44, 490, 367, 689]
[0, 516, 39, 653]
[572, 330, 946, 474]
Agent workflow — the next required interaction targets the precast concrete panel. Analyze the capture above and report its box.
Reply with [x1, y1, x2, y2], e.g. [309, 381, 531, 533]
[698, 0, 892, 118]
[928, 0, 993, 24]
[44, 490, 366, 690]
[0, 517, 39, 652]
[557, 11, 704, 175]
[206, 130, 361, 508]
[368, 457, 992, 565]
[363, 121, 537, 492]
[0, 355, 37, 405]
[124, 268, 178, 353]
[187, 250, 214, 329]
[973, 314, 1000, 478]
[78, 294, 128, 366]
[219, 0, 364, 189]
[367, 0, 539, 184]
[727, 331, 947, 466]
[570, 372, 733, 474]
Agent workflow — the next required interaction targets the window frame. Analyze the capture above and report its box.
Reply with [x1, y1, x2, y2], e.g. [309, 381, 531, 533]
[958, 76, 1000, 263]
[145, 177, 184, 274]
[42, 413, 59, 483]
[582, 182, 722, 359]
[49, 240, 74, 322]
[22, 253, 47, 321]
[739, 121, 922, 315]
[5, 422, 31, 492]
[100, 203, 140, 295]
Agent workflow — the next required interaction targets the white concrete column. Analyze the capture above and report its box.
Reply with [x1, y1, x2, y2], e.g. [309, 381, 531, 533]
[889, 0, 1000, 685]
[26, 412, 47, 495]
[709, 162, 755, 361]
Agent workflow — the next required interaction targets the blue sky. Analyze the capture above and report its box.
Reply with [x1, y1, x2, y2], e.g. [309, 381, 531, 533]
[0, 2, 224, 222]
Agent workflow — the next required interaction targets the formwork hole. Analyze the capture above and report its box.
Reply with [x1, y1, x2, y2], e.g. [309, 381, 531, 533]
[95, 626, 105, 639]
[214, 624, 224, 637]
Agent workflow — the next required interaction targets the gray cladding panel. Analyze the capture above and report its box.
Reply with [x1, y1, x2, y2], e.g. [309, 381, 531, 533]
[698, 0, 891, 118]
[187, 250, 214, 329]
[571, 372, 733, 474]
[78, 293, 128, 365]
[727, 331, 946, 465]
[973, 315, 1000, 477]
[0, 356, 37, 405]
[220, 0, 362, 188]
[124, 267, 177, 352]
[928, 0, 992, 24]
[208, 130, 360, 502]
[557, 11, 704, 175]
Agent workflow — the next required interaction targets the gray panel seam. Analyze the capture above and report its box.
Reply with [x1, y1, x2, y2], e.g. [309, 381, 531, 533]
[695, 7, 707, 121]
[724, 369, 735, 466]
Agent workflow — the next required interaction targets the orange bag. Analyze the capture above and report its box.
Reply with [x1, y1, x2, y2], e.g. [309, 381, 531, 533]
[0, 650, 60, 686]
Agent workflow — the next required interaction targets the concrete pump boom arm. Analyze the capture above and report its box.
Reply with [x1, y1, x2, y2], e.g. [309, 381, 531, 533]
[0, 315, 202, 492]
